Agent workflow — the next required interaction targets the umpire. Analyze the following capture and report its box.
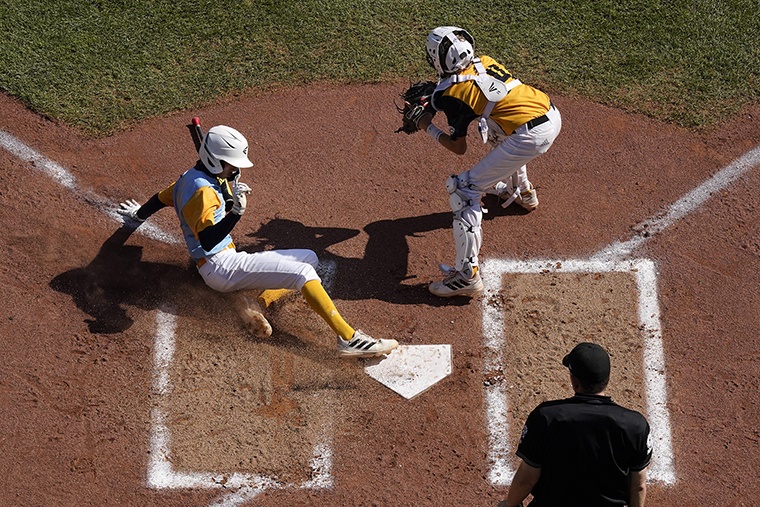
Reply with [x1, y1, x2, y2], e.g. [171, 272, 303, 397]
[501, 342, 652, 507]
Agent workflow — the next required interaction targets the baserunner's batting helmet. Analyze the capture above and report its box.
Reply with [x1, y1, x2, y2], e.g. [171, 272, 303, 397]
[200, 125, 254, 174]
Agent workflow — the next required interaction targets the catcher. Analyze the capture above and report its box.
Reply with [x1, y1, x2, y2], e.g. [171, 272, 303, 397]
[116, 125, 398, 358]
[396, 26, 562, 298]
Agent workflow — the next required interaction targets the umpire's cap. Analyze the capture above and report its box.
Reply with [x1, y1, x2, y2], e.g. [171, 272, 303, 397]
[562, 342, 610, 384]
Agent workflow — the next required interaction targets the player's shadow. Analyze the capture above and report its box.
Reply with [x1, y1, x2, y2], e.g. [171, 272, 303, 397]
[49, 224, 361, 364]
[480, 193, 534, 220]
[49, 224, 227, 334]
[245, 212, 468, 306]
[55, 200, 518, 332]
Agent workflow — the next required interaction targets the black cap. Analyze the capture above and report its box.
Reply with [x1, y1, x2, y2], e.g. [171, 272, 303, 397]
[562, 342, 610, 384]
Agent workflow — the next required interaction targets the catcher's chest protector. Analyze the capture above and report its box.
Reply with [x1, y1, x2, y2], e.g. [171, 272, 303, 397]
[435, 58, 522, 143]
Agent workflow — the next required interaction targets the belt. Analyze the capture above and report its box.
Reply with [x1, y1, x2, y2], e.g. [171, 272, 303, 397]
[197, 244, 234, 268]
[525, 103, 555, 130]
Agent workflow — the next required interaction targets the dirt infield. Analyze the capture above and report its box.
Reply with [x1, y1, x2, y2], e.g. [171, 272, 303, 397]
[0, 84, 758, 507]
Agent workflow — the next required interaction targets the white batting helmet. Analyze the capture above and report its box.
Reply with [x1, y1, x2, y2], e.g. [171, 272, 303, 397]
[199, 125, 254, 174]
[426, 26, 475, 77]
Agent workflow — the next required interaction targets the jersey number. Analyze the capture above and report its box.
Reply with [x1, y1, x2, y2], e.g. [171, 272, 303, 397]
[486, 64, 513, 83]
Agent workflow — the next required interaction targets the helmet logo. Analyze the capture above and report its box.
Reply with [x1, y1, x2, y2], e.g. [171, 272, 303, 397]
[243, 146, 248, 155]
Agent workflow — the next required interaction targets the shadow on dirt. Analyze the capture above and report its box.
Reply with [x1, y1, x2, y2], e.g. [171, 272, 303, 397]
[246, 212, 471, 307]
[49, 224, 228, 334]
[51, 200, 520, 335]
[480, 193, 533, 220]
[49, 225, 358, 368]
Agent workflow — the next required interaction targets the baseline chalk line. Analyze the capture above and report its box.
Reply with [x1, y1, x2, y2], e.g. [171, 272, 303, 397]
[0, 129, 180, 245]
[593, 144, 760, 261]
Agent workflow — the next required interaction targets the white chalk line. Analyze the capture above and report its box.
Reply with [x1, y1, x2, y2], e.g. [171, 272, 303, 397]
[481, 259, 676, 486]
[0, 130, 77, 189]
[5, 127, 757, 496]
[481, 143, 760, 487]
[147, 310, 333, 505]
[635, 262, 676, 484]
[0, 130, 180, 245]
[592, 144, 760, 261]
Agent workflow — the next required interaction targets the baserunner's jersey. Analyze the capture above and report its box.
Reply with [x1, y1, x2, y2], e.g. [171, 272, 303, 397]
[157, 167, 234, 261]
[432, 55, 551, 139]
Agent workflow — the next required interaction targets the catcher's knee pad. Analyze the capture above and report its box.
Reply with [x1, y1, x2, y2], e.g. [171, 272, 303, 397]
[446, 173, 473, 213]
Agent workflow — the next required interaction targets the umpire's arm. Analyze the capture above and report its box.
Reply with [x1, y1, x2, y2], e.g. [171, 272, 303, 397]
[629, 469, 647, 507]
[500, 460, 540, 507]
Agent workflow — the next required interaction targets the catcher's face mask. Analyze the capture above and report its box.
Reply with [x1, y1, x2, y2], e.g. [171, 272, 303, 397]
[426, 27, 474, 76]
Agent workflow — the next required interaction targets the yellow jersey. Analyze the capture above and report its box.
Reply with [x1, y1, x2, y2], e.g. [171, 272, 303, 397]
[432, 55, 551, 139]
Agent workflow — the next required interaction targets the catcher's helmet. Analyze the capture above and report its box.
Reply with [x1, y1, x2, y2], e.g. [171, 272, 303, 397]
[426, 26, 474, 77]
[199, 125, 254, 174]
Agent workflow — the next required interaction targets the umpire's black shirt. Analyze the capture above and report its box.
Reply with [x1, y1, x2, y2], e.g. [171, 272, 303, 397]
[516, 393, 652, 507]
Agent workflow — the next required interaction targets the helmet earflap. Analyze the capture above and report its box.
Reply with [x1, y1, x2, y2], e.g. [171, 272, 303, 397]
[199, 125, 254, 174]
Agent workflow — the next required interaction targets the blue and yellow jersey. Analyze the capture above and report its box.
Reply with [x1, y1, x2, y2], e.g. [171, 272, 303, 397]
[158, 168, 234, 261]
[432, 55, 551, 139]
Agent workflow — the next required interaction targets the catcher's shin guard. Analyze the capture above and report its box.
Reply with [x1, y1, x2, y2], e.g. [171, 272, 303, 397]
[447, 175, 482, 278]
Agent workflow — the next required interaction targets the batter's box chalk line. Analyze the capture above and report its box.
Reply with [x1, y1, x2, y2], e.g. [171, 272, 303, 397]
[480, 258, 676, 487]
[479, 143, 760, 488]
[3, 131, 757, 498]
[147, 310, 333, 507]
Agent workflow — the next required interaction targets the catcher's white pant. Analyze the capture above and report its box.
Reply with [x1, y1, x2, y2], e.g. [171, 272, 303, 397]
[451, 105, 562, 275]
[198, 247, 321, 293]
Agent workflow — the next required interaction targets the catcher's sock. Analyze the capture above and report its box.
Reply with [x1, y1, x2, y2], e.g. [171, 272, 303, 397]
[509, 167, 530, 193]
[257, 288, 294, 309]
[301, 280, 355, 340]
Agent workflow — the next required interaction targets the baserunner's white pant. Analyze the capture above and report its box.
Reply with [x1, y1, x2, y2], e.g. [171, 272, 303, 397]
[198, 247, 320, 293]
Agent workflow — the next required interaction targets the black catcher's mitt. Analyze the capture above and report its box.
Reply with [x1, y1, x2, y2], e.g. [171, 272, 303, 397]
[395, 80, 437, 134]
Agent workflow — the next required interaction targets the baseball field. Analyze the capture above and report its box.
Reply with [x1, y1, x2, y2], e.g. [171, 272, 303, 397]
[1, 2, 758, 506]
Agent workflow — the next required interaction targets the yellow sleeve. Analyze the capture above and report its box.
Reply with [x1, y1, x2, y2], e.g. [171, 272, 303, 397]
[157, 182, 176, 207]
[181, 186, 223, 237]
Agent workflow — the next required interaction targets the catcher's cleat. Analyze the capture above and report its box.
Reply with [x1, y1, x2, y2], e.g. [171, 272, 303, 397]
[337, 330, 399, 358]
[493, 182, 539, 211]
[514, 183, 539, 211]
[429, 269, 485, 298]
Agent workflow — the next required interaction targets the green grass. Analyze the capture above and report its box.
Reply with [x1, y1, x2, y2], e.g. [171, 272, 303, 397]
[0, 0, 757, 135]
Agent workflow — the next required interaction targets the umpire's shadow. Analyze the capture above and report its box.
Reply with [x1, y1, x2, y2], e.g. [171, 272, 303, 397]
[245, 212, 467, 307]
[50, 224, 220, 334]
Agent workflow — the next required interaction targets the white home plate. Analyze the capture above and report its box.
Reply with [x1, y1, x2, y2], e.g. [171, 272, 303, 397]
[364, 345, 452, 399]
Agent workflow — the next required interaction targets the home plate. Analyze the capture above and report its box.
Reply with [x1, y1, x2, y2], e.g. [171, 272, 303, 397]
[364, 345, 452, 399]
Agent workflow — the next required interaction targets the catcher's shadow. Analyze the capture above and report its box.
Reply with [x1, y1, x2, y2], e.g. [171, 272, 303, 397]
[245, 213, 466, 307]
[481, 193, 535, 219]
[50, 224, 227, 334]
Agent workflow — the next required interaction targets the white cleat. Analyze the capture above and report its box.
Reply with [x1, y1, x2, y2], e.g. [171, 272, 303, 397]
[429, 269, 484, 298]
[338, 330, 399, 358]
[514, 183, 539, 211]
[492, 181, 539, 211]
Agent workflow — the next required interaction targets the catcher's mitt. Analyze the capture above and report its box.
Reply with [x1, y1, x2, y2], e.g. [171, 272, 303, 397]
[394, 80, 437, 134]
